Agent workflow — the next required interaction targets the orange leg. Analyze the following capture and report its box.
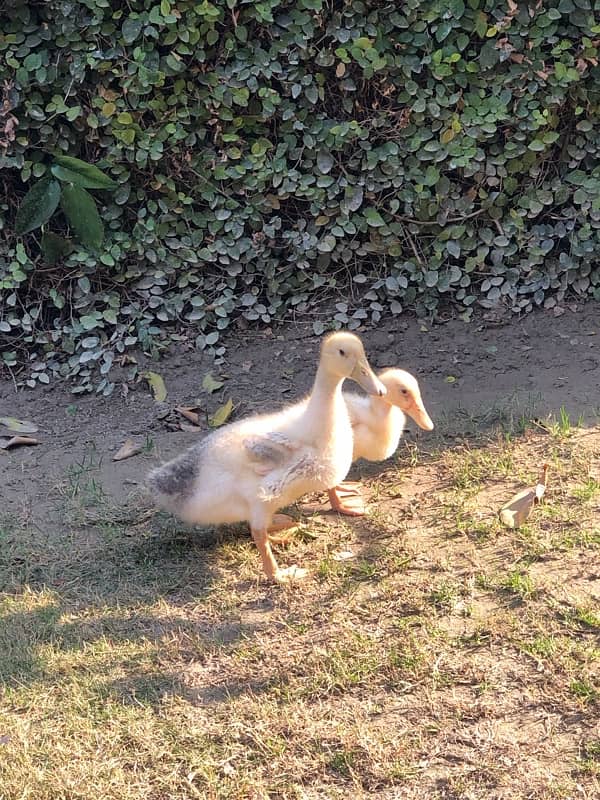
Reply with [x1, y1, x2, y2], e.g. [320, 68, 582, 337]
[250, 526, 307, 583]
[328, 483, 366, 516]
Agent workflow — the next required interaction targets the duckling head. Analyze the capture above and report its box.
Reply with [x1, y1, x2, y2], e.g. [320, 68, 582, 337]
[379, 368, 434, 430]
[320, 331, 386, 397]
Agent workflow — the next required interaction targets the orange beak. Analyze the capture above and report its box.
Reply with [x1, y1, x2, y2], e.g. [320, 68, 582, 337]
[406, 397, 434, 431]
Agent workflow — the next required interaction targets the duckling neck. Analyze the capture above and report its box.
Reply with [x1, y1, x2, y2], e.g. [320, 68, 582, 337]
[369, 395, 405, 447]
[368, 394, 394, 420]
[302, 366, 346, 440]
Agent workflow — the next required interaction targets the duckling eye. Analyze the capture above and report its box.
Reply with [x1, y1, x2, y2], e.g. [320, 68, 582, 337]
[338, 348, 346, 357]
[401, 389, 408, 395]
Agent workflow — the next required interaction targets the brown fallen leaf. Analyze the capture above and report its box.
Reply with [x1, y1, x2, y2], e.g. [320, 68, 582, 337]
[499, 463, 548, 529]
[175, 406, 200, 426]
[0, 435, 40, 450]
[113, 438, 143, 461]
[179, 421, 202, 432]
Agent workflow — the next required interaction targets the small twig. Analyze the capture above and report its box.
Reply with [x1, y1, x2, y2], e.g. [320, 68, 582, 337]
[390, 207, 486, 226]
[401, 223, 424, 265]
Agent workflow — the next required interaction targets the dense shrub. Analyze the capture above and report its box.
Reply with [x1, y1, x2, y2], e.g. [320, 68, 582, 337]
[1, 0, 599, 391]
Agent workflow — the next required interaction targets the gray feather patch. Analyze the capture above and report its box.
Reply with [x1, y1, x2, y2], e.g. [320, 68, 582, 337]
[244, 432, 298, 469]
[147, 439, 207, 500]
[261, 452, 321, 501]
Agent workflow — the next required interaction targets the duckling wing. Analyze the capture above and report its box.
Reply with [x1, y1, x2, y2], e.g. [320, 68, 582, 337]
[244, 431, 322, 502]
[243, 432, 302, 476]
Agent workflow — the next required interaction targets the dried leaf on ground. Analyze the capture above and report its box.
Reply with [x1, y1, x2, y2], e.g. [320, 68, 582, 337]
[202, 372, 224, 393]
[143, 371, 167, 402]
[0, 435, 40, 450]
[179, 421, 202, 432]
[332, 549, 356, 561]
[175, 406, 200, 426]
[499, 463, 549, 528]
[208, 398, 234, 428]
[113, 438, 143, 461]
[0, 416, 38, 434]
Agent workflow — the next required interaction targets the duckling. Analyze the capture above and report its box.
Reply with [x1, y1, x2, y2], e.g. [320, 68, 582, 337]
[327, 368, 433, 515]
[146, 332, 385, 583]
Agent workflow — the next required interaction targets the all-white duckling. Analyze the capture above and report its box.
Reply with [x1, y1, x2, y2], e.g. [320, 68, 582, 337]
[146, 332, 385, 583]
[327, 368, 433, 515]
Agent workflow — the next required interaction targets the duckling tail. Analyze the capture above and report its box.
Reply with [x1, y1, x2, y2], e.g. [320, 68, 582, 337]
[146, 444, 203, 512]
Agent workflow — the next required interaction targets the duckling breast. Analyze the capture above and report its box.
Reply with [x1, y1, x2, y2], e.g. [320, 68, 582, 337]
[316, 401, 354, 488]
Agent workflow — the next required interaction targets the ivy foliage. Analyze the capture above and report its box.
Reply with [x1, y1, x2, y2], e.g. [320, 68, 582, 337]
[1, 0, 600, 392]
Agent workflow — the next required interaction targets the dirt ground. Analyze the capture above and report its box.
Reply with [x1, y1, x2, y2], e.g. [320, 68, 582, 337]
[1, 304, 599, 800]
[1, 303, 599, 516]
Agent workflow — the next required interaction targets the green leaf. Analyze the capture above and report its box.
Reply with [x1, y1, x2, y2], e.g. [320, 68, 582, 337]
[15, 177, 61, 235]
[423, 166, 440, 186]
[542, 131, 560, 145]
[23, 53, 42, 71]
[446, 240, 461, 258]
[103, 309, 118, 324]
[343, 185, 364, 213]
[52, 155, 116, 189]
[436, 21, 452, 42]
[122, 16, 143, 43]
[528, 140, 546, 152]
[209, 398, 234, 428]
[80, 314, 101, 330]
[317, 234, 336, 252]
[364, 208, 385, 227]
[316, 149, 334, 174]
[143, 371, 168, 402]
[305, 84, 318, 104]
[118, 129, 136, 145]
[474, 11, 487, 37]
[41, 232, 73, 264]
[251, 138, 271, 156]
[65, 106, 81, 121]
[60, 184, 104, 250]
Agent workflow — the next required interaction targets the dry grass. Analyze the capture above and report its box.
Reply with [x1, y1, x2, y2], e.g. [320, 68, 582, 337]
[1, 411, 599, 799]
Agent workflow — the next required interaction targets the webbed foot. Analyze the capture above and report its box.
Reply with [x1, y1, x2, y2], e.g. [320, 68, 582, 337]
[328, 484, 366, 516]
[274, 565, 309, 583]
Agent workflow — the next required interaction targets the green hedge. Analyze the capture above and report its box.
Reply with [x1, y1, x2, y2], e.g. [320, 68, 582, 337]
[1, 0, 599, 392]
